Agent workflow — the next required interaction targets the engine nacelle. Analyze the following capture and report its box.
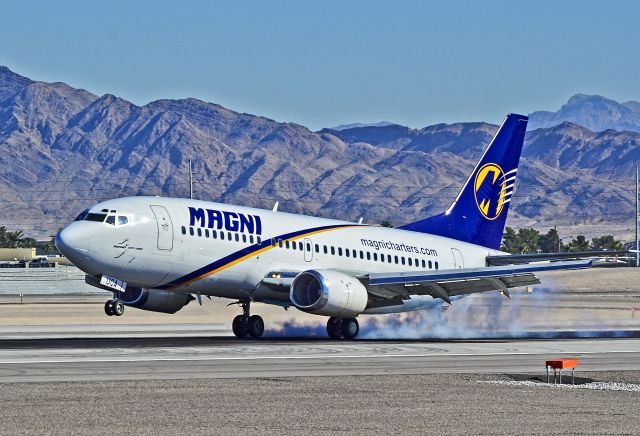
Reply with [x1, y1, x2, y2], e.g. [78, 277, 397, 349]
[120, 287, 194, 314]
[290, 270, 368, 317]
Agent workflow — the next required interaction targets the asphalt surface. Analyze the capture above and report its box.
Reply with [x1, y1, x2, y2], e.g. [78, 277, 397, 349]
[1, 336, 639, 435]
[1, 336, 639, 383]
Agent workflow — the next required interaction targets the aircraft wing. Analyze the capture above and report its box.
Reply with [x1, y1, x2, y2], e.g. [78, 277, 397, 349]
[365, 260, 592, 303]
[486, 251, 629, 266]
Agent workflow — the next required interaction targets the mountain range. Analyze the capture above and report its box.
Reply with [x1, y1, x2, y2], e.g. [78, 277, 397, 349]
[0, 66, 638, 241]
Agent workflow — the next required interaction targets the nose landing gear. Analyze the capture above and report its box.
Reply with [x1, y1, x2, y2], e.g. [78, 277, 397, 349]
[104, 298, 125, 317]
[231, 300, 264, 338]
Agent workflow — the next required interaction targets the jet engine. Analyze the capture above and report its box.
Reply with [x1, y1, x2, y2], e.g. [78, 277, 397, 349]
[119, 287, 194, 314]
[290, 270, 368, 317]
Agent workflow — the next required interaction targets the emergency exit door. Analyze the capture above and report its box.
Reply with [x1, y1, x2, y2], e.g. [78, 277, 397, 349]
[451, 248, 464, 269]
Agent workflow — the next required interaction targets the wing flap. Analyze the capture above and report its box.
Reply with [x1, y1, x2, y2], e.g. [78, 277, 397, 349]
[367, 260, 590, 299]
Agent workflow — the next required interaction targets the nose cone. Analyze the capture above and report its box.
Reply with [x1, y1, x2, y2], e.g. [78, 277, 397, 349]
[56, 223, 91, 268]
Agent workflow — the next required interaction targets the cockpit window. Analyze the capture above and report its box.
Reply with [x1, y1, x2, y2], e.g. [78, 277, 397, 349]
[74, 209, 89, 221]
[84, 213, 107, 222]
[117, 216, 128, 226]
[105, 215, 116, 226]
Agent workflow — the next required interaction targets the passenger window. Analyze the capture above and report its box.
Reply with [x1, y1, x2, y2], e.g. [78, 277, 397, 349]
[346, 249, 350, 258]
[257, 237, 262, 244]
[338, 247, 343, 256]
[286, 240, 290, 249]
[242, 234, 247, 243]
[212, 230, 217, 239]
[189, 227, 194, 236]
[323, 245, 328, 254]
[105, 215, 116, 226]
[315, 244, 319, 253]
[197, 228, 202, 237]
[117, 216, 128, 226]
[234, 234, 239, 242]
[435, 262, 439, 270]
[387, 254, 392, 263]
[428, 260, 432, 269]
[394, 256, 399, 264]
[415, 258, 419, 268]
[181, 226, 186, 235]
[220, 232, 225, 240]
[359, 251, 364, 259]
[366, 252, 370, 260]
[227, 232, 232, 241]
[249, 235, 254, 243]
[408, 258, 412, 266]
[298, 242, 303, 250]
[291, 241, 296, 250]
[422, 259, 426, 268]
[373, 253, 377, 261]
[205, 229, 210, 238]
[306, 243, 311, 252]
[352, 249, 357, 258]
[401, 257, 406, 265]
[278, 239, 283, 248]
[331, 247, 335, 255]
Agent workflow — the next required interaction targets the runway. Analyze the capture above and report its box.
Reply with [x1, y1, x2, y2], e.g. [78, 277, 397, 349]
[1, 336, 639, 383]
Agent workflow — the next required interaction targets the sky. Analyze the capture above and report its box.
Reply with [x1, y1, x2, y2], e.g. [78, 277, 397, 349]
[1, 0, 639, 130]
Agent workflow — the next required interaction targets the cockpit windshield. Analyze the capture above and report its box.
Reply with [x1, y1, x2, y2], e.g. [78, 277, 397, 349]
[85, 213, 108, 222]
[74, 209, 89, 221]
[75, 209, 129, 226]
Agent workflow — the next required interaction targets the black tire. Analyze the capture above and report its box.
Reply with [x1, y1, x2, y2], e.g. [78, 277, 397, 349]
[113, 301, 125, 316]
[326, 317, 342, 339]
[341, 318, 359, 340]
[247, 315, 265, 338]
[232, 315, 248, 338]
[104, 300, 115, 316]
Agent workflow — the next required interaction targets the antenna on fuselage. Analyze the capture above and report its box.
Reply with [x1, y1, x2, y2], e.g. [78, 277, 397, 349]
[358, 217, 363, 224]
[272, 201, 279, 212]
[188, 158, 195, 199]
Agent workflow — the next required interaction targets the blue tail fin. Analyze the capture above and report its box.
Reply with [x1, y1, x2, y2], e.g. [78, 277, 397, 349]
[399, 113, 528, 250]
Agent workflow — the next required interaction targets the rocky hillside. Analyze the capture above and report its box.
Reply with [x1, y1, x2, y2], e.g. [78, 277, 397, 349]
[528, 94, 640, 132]
[0, 67, 637, 240]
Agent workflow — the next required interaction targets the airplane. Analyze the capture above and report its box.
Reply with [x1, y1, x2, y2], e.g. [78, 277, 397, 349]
[55, 113, 591, 339]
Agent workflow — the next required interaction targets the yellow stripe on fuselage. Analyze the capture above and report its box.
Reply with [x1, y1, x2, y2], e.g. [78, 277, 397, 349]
[170, 225, 360, 289]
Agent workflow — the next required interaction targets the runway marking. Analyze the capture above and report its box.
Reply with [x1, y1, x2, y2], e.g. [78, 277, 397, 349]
[0, 349, 638, 365]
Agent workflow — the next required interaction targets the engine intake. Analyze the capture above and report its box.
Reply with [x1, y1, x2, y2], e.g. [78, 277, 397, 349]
[120, 287, 193, 314]
[290, 270, 368, 317]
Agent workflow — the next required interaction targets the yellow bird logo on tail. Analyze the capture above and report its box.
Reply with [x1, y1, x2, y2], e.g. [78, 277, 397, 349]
[473, 163, 509, 220]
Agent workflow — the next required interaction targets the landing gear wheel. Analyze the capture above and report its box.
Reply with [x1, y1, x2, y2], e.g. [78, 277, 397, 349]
[113, 301, 125, 316]
[341, 318, 359, 340]
[247, 315, 264, 338]
[326, 317, 342, 339]
[104, 300, 115, 316]
[232, 315, 248, 338]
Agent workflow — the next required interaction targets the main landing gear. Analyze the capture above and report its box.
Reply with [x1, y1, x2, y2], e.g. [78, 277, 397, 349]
[326, 317, 359, 340]
[104, 299, 125, 316]
[231, 300, 264, 339]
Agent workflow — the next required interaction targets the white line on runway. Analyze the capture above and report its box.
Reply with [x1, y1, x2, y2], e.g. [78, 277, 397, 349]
[0, 349, 638, 365]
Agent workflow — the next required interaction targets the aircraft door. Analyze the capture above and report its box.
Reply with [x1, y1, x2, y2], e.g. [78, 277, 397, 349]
[451, 248, 464, 269]
[303, 238, 313, 262]
[150, 205, 174, 251]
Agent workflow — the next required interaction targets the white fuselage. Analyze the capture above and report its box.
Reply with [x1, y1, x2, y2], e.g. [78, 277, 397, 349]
[58, 196, 504, 314]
